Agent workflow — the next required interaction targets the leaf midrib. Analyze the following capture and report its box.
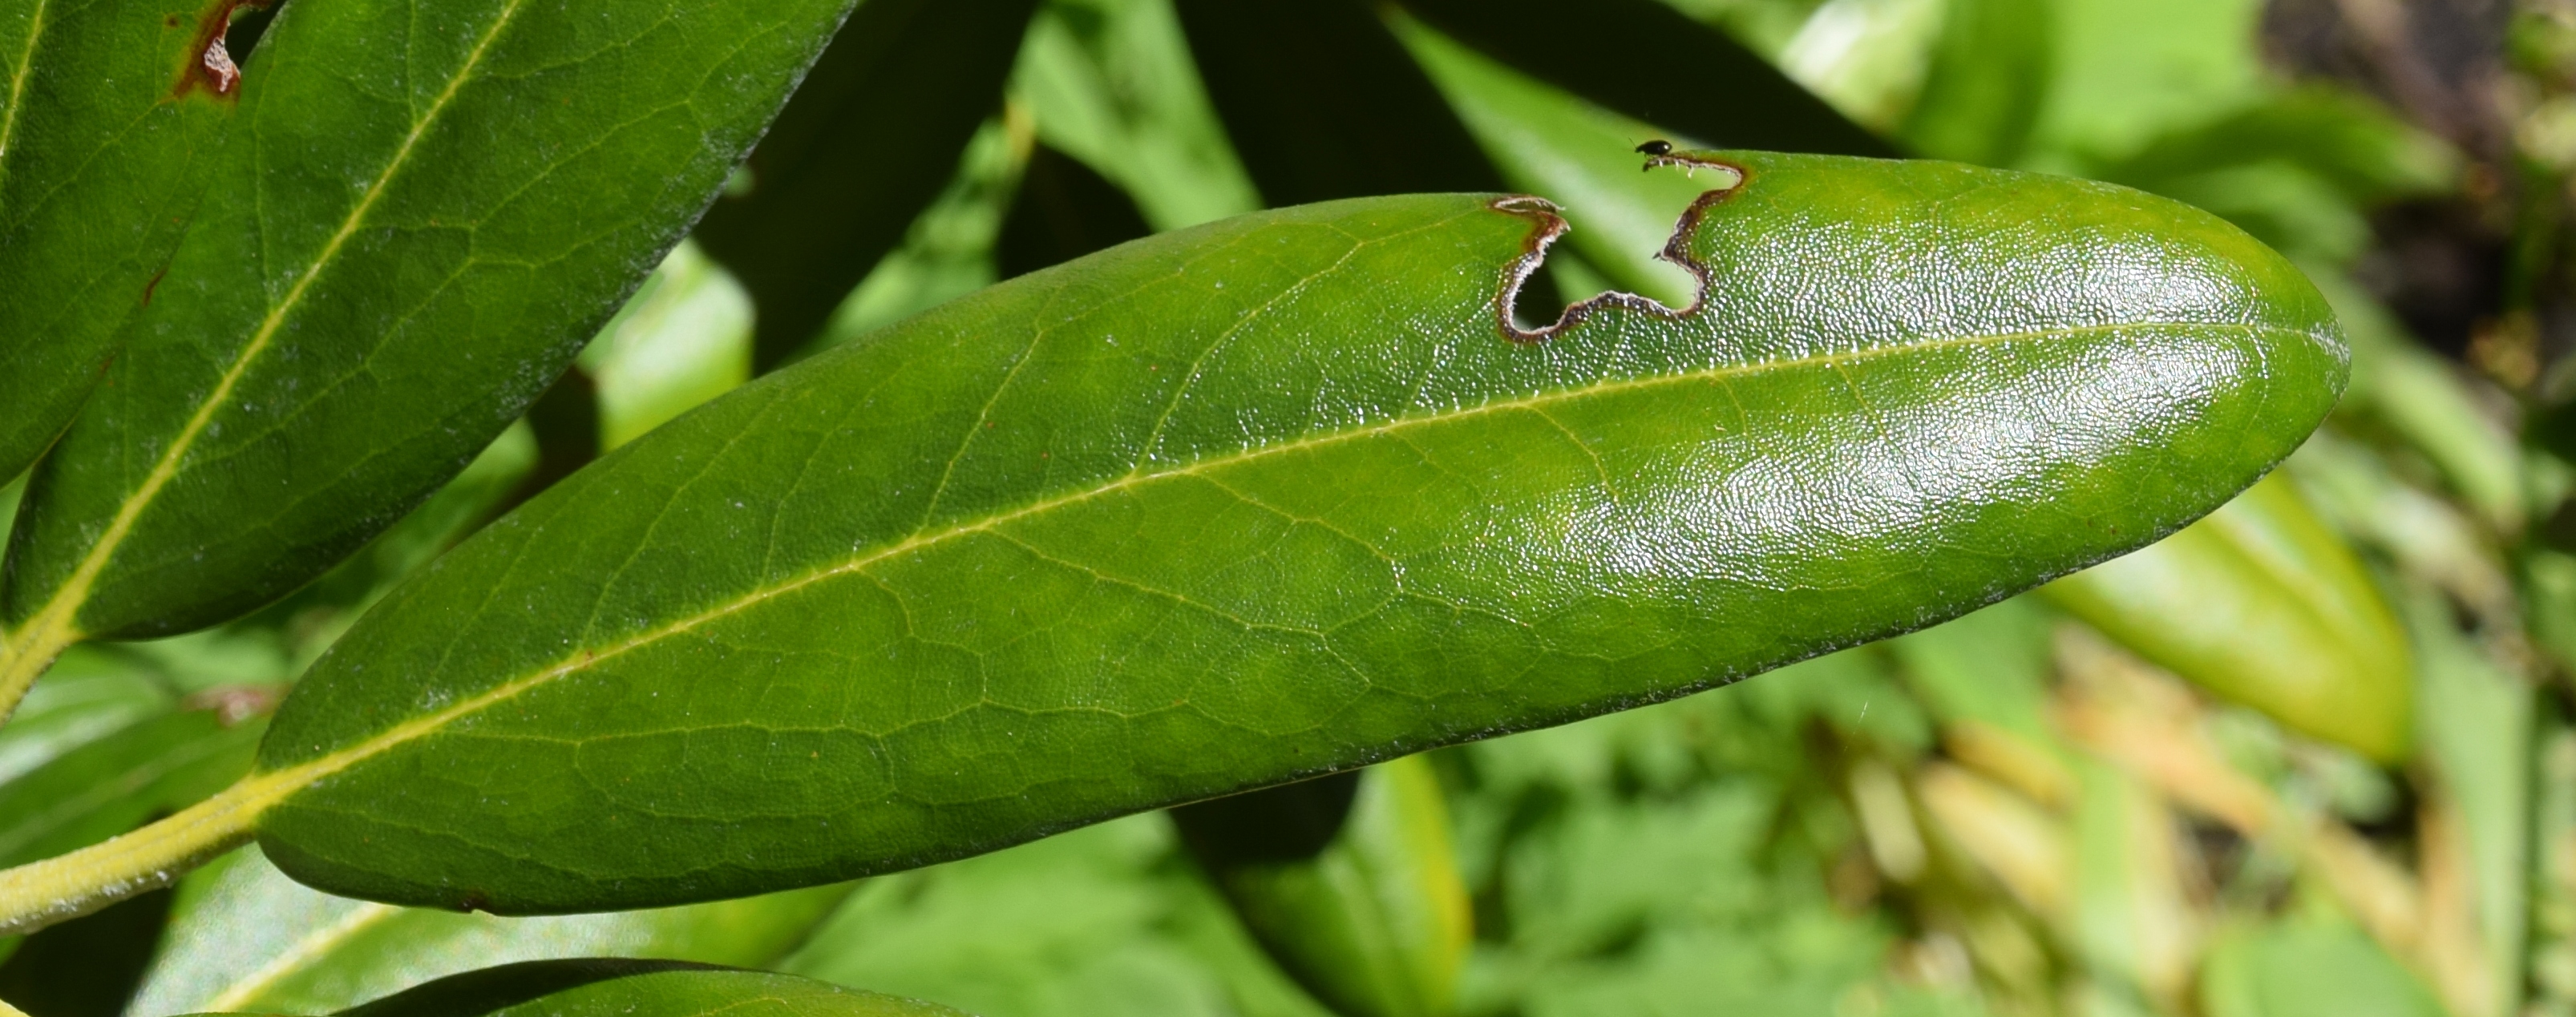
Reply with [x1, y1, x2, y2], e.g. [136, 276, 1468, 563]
[196, 897, 400, 1011]
[0, 0, 51, 213]
[5, 0, 533, 652]
[266, 318, 2287, 788]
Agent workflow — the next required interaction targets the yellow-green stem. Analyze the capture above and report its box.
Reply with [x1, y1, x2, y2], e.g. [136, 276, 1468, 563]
[0, 766, 307, 935]
[0, 617, 76, 729]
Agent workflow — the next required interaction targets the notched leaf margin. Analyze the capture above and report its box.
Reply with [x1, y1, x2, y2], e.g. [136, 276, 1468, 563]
[1490, 154, 1747, 344]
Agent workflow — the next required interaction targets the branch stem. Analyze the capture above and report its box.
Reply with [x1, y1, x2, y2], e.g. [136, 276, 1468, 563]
[0, 617, 76, 728]
[0, 767, 306, 934]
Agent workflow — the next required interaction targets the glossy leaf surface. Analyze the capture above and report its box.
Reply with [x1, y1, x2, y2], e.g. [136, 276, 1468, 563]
[188, 960, 968, 1017]
[0, 0, 241, 481]
[2044, 472, 2412, 761]
[131, 846, 846, 1015]
[0, 0, 861, 648]
[254, 153, 2343, 913]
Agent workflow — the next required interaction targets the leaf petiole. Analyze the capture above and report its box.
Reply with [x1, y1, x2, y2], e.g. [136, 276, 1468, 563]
[0, 617, 78, 730]
[0, 765, 301, 934]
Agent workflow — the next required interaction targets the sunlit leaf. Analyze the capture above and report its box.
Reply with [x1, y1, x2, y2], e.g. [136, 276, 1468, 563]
[245, 154, 2343, 914]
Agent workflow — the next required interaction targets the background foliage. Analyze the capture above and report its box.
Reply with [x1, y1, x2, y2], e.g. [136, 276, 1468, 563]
[0, 0, 2562, 1015]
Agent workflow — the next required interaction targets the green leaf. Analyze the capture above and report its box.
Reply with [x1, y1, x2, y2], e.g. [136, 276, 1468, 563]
[695, 0, 1041, 370]
[1011, 0, 1260, 232]
[2404, 589, 2533, 1015]
[781, 814, 1332, 1017]
[2311, 270, 2521, 534]
[2022, 0, 2267, 166]
[0, 0, 863, 666]
[0, 707, 259, 867]
[129, 846, 847, 1016]
[1394, 0, 1894, 157]
[249, 153, 2343, 914]
[580, 244, 755, 453]
[178, 961, 968, 1017]
[1900, 0, 2052, 164]
[0, 0, 244, 482]
[2067, 758, 2193, 1010]
[2043, 472, 2412, 761]
[0, 659, 176, 786]
[2199, 917, 2445, 1017]
[1177, 757, 1470, 1017]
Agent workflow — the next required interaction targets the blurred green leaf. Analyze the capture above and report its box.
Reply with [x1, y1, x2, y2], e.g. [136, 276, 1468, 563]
[2045, 473, 2415, 761]
[1397, 0, 1894, 157]
[2309, 272, 2523, 533]
[2199, 918, 2445, 1017]
[1398, 16, 1711, 308]
[1178, 757, 1470, 1017]
[1887, 596, 2056, 744]
[1013, 0, 1260, 231]
[277, 962, 967, 1017]
[0, 664, 172, 789]
[2405, 590, 2533, 1015]
[241, 156, 2347, 914]
[2098, 88, 2457, 207]
[0, 708, 259, 868]
[2529, 724, 2576, 1011]
[0, 0, 866, 662]
[2022, 0, 2267, 167]
[577, 244, 755, 451]
[695, 0, 1041, 371]
[1900, 0, 2051, 164]
[1775, 0, 1948, 133]
[0, 882, 171, 1017]
[0, 0, 241, 482]
[2067, 759, 2194, 1011]
[128, 847, 848, 1016]
[781, 816, 1331, 1017]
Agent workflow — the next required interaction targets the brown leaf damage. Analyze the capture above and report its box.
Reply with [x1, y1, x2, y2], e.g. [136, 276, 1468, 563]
[1487, 153, 1749, 345]
[174, 0, 273, 99]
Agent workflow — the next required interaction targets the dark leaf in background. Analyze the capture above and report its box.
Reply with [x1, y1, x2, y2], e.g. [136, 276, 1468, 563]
[1395, 0, 1895, 158]
[1171, 0, 1557, 313]
[1173, 0, 1500, 201]
[1173, 773, 1361, 867]
[500, 370, 604, 516]
[0, 887, 170, 1017]
[696, 0, 1042, 372]
[1179, 759, 1467, 1017]
[997, 145, 1155, 280]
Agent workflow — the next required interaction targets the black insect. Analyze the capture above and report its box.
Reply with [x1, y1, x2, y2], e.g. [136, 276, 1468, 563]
[1635, 139, 1673, 156]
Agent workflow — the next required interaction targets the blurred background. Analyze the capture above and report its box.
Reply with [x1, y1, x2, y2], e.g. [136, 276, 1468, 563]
[8, 0, 2576, 1015]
